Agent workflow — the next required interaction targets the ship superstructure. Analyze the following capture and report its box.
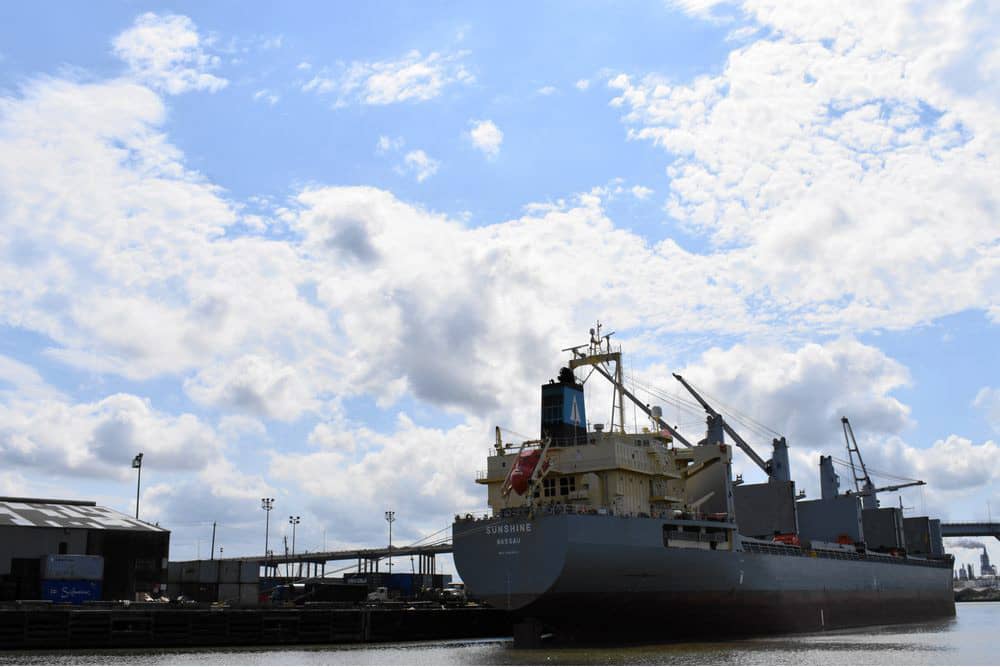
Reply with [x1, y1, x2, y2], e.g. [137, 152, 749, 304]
[453, 324, 955, 642]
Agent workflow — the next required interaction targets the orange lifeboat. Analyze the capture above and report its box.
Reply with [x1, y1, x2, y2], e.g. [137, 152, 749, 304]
[773, 533, 801, 547]
[502, 449, 542, 497]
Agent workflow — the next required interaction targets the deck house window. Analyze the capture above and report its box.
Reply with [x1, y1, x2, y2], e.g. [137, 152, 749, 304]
[559, 476, 576, 496]
[543, 478, 556, 497]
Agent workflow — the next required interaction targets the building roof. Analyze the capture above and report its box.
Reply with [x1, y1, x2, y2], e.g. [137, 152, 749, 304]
[0, 497, 168, 532]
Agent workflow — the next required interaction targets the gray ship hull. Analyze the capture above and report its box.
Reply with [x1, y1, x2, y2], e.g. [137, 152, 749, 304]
[453, 514, 954, 638]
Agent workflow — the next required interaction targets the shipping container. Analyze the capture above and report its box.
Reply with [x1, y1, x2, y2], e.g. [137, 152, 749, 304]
[904, 516, 933, 555]
[387, 573, 413, 596]
[863, 507, 906, 551]
[218, 583, 240, 602]
[41, 579, 101, 604]
[240, 560, 259, 583]
[179, 561, 199, 583]
[176, 582, 218, 603]
[198, 559, 219, 583]
[219, 560, 240, 584]
[239, 583, 259, 606]
[40, 555, 104, 581]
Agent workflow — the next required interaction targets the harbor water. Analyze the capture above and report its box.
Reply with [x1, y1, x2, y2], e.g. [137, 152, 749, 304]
[1, 602, 995, 665]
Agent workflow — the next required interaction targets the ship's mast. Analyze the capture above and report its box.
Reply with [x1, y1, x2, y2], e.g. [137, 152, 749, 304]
[563, 323, 695, 448]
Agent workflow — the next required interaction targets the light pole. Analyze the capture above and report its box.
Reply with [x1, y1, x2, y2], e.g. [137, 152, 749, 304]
[288, 516, 300, 556]
[261, 498, 274, 564]
[289, 515, 300, 578]
[385, 510, 396, 574]
[131, 453, 144, 519]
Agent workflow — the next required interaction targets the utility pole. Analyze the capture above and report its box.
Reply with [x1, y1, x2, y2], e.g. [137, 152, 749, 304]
[261, 498, 274, 566]
[131, 453, 144, 519]
[385, 510, 396, 574]
[289, 515, 300, 579]
[283, 535, 290, 578]
[210, 521, 217, 560]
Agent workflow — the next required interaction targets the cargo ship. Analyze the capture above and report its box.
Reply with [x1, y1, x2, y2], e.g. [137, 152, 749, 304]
[453, 325, 954, 642]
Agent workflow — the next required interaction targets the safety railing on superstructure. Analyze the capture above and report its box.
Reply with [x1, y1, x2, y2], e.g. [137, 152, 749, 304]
[461, 504, 734, 523]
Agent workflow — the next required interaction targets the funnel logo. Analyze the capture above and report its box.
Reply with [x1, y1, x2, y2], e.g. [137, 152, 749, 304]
[570, 396, 581, 425]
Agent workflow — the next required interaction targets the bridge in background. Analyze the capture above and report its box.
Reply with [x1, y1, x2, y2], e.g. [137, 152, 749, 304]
[941, 522, 1000, 542]
[220, 543, 454, 579]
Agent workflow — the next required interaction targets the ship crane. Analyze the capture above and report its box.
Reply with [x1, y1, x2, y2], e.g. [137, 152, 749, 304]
[841, 416, 924, 509]
[671, 373, 775, 476]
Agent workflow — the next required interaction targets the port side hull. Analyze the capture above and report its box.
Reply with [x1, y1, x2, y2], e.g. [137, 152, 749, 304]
[453, 514, 955, 637]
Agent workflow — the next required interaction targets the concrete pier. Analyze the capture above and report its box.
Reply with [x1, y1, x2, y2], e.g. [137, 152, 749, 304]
[0, 606, 511, 650]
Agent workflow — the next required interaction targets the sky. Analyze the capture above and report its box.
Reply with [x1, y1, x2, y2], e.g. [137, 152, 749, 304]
[0, 1, 998, 576]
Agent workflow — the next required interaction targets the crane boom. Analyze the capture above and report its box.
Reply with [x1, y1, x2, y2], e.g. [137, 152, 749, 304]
[841, 416, 925, 506]
[570, 351, 695, 448]
[672, 373, 771, 475]
[871, 480, 926, 494]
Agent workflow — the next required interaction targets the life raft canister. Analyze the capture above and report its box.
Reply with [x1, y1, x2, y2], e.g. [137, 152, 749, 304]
[502, 449, 542, 497]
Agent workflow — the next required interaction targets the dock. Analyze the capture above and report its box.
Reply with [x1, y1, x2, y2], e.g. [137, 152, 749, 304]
[0, 605, 511, 650]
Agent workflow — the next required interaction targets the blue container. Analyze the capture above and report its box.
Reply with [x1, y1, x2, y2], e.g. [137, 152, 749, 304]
[388, 573, 414, 596]
[41, 579, 101, 604]
[41, 555, 104, 581]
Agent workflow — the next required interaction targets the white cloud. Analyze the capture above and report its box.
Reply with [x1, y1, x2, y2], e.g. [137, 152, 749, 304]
[974, 387, 1000, 433]
[656, 337, 998, 512]
[669, 0, 740, 24]
[289, 185, 760, 420]
[0, 354, 63, 401]
[112, 12, 227, 95]
[260, 35, 283, 50]
[468, 119, 503, 158]
[400, 149, 440, 182]
[184, 354, 320, 422]
[875, 434, 1000, 494]
[252, 89, 279, 105]
[0, 471, 28, 496]
[218, 414, 267, 441]
[631, 184, 654, 199]
[608, 2, 1000, 331]
[537, 85, 558, 96]
[374, 137, 439, 181]
[575, 79, 591, 91]
[269, 414, 485, 544]
[302, 50, 473, 106]
[670, 338, 912, 458]
[0, 391, 223, 478]
[0, 76, 335, 385]
[376, 135, 405, 154]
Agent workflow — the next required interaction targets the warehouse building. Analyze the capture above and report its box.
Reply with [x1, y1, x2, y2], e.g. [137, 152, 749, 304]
[0, 496, 169, 602]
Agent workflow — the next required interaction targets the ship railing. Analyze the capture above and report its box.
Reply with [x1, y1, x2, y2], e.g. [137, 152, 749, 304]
[490, 504, 732, 522]
[741, 540, 953, 568]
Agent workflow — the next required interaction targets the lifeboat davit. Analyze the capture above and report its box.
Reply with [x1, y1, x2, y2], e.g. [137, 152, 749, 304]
[502, 449, 542, 497]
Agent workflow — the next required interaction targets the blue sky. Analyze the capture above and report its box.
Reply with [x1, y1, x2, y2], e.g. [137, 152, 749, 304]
[1, 1, 998, 573]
